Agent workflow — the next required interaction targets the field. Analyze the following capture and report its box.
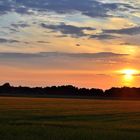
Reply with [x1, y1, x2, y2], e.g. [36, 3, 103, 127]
[0, 97, 139, 140]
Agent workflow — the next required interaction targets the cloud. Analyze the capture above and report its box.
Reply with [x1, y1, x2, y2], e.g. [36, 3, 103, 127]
[11, 23, 30, 28]
[15, 7, 33, 15]
[103, 26, 140, 35]
[16, 0, 112, 17]
[0, 0, 32, 15]
[133, 74, 140, 77]
[0, 38, 20, 43]
[0, 1, 12, 15]
[41, 23, 95, 37]
[119, 42, 140, 46]
[90, 26, 140, 40]
[0, 52, 129, 71]
[0, 52, 128, 59]
[0, 0, 138, 18]
[0, 0, 139, 46]
[37, 41, 50, 44]
[90, 34, 117, 40]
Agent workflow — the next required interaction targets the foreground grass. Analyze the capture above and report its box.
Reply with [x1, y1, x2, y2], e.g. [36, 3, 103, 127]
[0, 97, 139, 140]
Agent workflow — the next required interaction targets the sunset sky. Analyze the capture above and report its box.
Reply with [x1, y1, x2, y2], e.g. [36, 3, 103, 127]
[0, 0, 140, 89]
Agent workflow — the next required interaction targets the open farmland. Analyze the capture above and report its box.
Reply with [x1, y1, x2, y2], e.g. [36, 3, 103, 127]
[0, 97, 139, 140]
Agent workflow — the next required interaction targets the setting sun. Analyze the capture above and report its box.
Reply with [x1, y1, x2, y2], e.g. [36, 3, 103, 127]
[117, 69, 139, 86]
[121, 69, 138, 76]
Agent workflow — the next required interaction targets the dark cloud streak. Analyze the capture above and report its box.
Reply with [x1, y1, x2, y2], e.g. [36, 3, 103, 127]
[41, 23, 95, 37]
[103, 26, 140, 35]
[0, 52, 128, 59]
[90, 34, 118, 40]
[0, 38, 20, 43]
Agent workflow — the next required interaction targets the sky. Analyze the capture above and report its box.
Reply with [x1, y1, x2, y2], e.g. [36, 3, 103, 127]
[0, 0, 140, 89]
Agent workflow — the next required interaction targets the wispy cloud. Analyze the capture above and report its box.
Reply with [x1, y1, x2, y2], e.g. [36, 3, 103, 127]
[0, 52, 129, 71]
[0, 38, 20, 43]
[90, 34, 118, 40]
[0, 52, 128, 59]
[103, 26, 140, 35]
[11, 23, 30, 28]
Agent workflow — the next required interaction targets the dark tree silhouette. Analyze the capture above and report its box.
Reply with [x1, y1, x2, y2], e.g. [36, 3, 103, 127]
[0, 83, 140, 99]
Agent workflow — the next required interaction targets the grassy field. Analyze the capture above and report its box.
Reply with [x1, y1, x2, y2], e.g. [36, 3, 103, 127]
[0, 97, 139, 140]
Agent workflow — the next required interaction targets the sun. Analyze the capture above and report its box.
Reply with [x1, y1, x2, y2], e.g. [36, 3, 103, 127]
[121, 69, 138, 76]
[118, 69, 139, 84]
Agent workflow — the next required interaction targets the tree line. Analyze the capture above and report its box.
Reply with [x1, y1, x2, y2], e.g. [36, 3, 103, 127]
[0, 83, 140, 99]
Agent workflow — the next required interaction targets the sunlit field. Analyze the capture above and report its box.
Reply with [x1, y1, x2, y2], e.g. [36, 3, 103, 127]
[0, 97, 140, 140]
